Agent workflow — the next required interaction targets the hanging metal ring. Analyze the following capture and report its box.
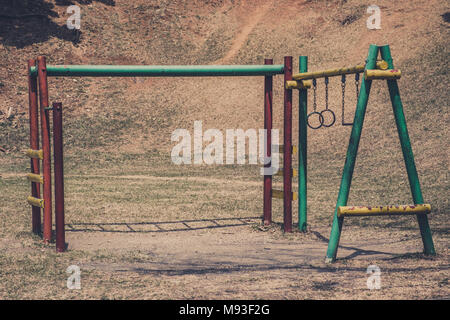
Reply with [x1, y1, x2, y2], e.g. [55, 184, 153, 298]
[320, 109, 336, 127]
[307, 111, 324, 129]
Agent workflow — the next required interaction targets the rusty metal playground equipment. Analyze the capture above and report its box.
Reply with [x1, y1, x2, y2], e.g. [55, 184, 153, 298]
[25, 44, 435, 262]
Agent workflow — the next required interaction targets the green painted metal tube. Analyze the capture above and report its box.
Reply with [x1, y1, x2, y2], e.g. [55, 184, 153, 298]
[379, 45, 436, 255]
[325, 44, 380, 263]
[29, 64, 285, 77]
[298, 56, 308, 231]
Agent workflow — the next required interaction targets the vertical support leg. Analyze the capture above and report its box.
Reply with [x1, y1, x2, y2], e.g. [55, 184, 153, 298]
[263, 59, 273, 225]
[27, 59, 41, 235]
[283, 56, 293, 233]
[325, 45, 380, 262]
[37, 56, 52, 243]
[379, 45, 436, 255]
[298, 56, 308, 231]
[53, 102, 66, 252]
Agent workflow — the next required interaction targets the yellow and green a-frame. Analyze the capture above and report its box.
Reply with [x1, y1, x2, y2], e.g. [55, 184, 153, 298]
[324, 44, 436, 262]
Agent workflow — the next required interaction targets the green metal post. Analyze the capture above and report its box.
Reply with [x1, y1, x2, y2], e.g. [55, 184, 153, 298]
[298, 56, 308, 231]
[325, 44, 380, 263]
[379, 45, 436, 255]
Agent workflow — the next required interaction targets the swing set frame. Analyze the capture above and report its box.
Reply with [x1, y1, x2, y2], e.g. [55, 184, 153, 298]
[25, 44, 435, 263]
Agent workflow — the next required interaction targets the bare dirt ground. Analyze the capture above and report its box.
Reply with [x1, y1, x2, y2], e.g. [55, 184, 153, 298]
[51, 221, 450, 299]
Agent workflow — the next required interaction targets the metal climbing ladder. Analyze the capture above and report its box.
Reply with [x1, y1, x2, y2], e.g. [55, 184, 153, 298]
[26, 57, 66, 252]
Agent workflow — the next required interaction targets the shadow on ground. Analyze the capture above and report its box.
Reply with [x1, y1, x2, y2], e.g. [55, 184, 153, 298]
[64, 216, 428, 263]
[0, 0, 115, 48]
[66, 216, 262, 233]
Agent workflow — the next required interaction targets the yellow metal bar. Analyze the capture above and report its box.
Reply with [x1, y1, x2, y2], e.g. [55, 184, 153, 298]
[272, 190, 298, 201]
[365, 69, 401, 80]
[285, 80, 312, 90]
[26, 173, 44, 184]
[25, 149, 43, 160]
[337, 204, 431, 217]
[275, 168, 298, 177]
[27, 196, 44, 208]
[275, 145, 298, 155]
[292, 60, 389, 81]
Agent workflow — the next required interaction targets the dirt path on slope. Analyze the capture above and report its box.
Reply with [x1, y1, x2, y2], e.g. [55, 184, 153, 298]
[214, 1, 274, 64]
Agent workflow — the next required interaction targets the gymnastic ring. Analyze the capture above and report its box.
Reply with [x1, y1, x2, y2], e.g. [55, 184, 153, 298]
[320, 109, 336, 128]
[307, 111, 324, 130]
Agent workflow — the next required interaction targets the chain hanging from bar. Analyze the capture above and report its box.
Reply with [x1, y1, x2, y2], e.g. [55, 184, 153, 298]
[320, 76, 336, 128]
[341, 74, 356, 126]
[307, 78, 324, 129]
[313, 78, 317, 109]
[355, 72, 360, 98]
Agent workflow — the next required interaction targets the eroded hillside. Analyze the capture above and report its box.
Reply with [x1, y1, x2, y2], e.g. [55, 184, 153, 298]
[0, 0, 449, 177]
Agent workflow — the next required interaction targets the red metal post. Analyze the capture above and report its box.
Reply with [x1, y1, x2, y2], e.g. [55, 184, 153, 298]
[53, 102, 66, 252]
[263, 59, 273, 225]
[37, 56, 52, 243]
[28, 59, 41, 235]
[283, 56, 293, 232]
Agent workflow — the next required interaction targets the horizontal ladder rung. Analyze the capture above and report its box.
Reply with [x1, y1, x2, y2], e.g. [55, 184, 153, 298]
[285, 80, 312, 90]
[25, 149, 43, 160]
[272, 190, 298, 201]
[365, 69, 401, 80]
[26, 173, 44, 184]
[272, 145, 298, 155]
[27, 196, 44, 208]
[275, 168, 298, 177]
[338, 204, 431, 217]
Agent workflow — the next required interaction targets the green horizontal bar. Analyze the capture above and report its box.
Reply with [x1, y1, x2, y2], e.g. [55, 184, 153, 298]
[30, 64, 285, 77]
